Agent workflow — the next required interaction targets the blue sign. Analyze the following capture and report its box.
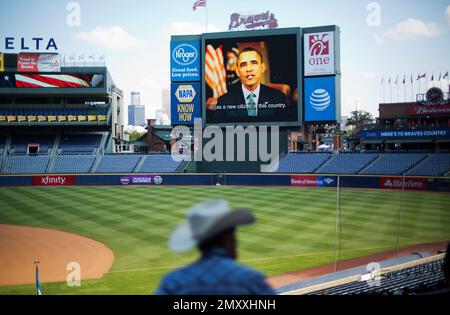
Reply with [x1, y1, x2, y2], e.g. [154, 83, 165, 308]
[170, 41, 200, 82]
[360, 129, 450, 139]
[171, 82, 201, 124]
[304, 77, 336, 121]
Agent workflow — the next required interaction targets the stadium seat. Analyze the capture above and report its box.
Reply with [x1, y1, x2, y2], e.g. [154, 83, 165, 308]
[359, 153, 427, 175]
[276, 153, 331, 173]
[315, 153, 379, 174]
[407, 153, 450, 176]
[5, 155, 50, 174]
[95, 155, 143, 173]
[136, 153, 183, 173]
[59, 134, 103, 155]
[51, 155, 96, 174]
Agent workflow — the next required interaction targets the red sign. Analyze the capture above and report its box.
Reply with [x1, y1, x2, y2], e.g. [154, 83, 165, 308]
[408, 104, 450, 116]
[228, 11, 278, 31]
[290, 176, 319, 187]
[380, 177, 427, 191]
[17, 53, 61, 72]
[32, 175, 76, 186]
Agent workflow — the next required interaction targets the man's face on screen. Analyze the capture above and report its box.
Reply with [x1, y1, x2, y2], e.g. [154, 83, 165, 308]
[236, 51, 265, 91]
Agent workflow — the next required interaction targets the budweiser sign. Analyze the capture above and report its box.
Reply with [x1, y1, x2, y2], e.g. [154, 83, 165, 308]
[228, 11, 278, 31]
[409, 104, 450, 116]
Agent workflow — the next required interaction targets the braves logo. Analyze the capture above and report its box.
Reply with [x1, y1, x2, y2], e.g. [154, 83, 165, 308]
[309, 33, 330, 56]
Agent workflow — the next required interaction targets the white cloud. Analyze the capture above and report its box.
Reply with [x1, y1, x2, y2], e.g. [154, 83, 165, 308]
[446, 5, 450, 25]
[362, 72, 376, 81]
[376, 18, 441, 44]
[74, 26, 150, 49]
[138, 77, 161, 89]
[161, 21, 222, 39]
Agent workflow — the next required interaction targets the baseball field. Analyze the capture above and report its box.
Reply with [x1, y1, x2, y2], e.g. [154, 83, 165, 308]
[0, 185, 449, 294]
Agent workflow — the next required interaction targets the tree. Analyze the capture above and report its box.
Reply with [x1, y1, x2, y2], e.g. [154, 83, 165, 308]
[129, 131, 146, 142]
[345, 110, 374, 127]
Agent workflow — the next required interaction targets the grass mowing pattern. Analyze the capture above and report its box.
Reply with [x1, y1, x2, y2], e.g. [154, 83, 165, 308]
[0, 186, 449, 294]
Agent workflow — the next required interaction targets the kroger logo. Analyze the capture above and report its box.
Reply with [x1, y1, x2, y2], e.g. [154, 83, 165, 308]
[173, 44, 198, 66]
[310, 88, 330, 111]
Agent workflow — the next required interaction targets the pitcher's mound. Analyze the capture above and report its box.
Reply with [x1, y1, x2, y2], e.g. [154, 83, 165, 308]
[0, 224, 114, 286]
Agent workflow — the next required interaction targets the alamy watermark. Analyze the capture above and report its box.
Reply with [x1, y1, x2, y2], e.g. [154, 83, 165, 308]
[66, 262, 81, 287]
[171, 118, 280, 172]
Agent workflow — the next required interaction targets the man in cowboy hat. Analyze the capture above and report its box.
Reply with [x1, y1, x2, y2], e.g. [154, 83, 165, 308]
[155, 199, 275, 295]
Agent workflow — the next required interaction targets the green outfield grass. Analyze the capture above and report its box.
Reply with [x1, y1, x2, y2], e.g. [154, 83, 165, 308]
[0, 185, 449, 295]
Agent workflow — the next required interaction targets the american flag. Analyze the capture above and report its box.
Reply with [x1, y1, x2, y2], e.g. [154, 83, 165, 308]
[14, 74, 102, 88]
[205, 44, 227, 99]
[193, 0, 206, 11]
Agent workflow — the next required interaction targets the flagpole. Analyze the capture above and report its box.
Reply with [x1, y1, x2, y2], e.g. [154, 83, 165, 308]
[397, 76, 400, 103]
[411, 74, 414, 103]
[404, 76, 406, 103]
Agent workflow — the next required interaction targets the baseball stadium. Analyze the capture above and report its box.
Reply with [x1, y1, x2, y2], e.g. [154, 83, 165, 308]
[1, 20, 450, 296]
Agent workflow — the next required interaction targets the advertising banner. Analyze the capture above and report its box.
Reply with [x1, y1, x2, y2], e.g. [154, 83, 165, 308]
[171, 82, 201, 124]
[304, 31, 335, 76]
[290, 175, 337, 187]
[0, 73, 105, 88]
[360, 129, 450, 139]
[304, 76, 336, 121]
[0, 53, 4, 72]
[120, 175, 164, 185]
[379, 176, 428, 191]
[170, 40, 200, 82]
[31, 175, 76, 186]
[17, 53, 61, 72]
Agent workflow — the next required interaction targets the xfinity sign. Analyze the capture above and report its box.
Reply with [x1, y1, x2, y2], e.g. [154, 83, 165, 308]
[170, 40, 200, 82]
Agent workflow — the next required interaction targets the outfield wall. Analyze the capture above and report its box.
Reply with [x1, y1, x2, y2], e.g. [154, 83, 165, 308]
[0, 174, 449, 192]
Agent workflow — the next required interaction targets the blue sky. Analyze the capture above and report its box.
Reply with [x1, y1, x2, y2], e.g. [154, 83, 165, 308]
[1, 0, 450, 122]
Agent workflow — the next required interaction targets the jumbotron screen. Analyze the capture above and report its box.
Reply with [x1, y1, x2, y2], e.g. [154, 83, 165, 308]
[203, 30, 301, 126]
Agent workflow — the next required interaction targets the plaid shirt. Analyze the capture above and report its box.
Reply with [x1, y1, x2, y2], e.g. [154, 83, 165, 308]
[155, 247, 276, 295]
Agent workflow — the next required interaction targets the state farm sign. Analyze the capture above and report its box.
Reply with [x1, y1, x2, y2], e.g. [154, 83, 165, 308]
[304, 32, 335, 76]
[32, 175, 75, 186]
[380, 177, 427, 191]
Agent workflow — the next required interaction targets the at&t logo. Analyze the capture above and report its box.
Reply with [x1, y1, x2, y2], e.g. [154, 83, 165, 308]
[310, 88, 330, 111]
[173, 44, 198, 66]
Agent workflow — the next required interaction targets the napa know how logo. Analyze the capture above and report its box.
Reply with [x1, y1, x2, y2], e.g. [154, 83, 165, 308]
[175, 85, 196, 103]
[171, 82, 201, 124]
[304, 76, 336, 121]
[170, 40, 200, 82]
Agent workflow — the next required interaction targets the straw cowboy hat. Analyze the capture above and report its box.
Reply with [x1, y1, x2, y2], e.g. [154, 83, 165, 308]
[169, 199, 255, 252]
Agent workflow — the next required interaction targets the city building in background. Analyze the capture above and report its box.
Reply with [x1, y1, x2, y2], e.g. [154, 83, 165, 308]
[128, 91, 145, 127]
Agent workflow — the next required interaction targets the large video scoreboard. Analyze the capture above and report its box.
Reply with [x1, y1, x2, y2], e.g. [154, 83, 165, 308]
[170, 26, 340, 127]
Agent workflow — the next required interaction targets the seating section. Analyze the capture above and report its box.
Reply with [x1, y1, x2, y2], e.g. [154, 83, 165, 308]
[276, 153, 330, 173]
[316, 153, 379, 174]
[6, 155, 50, 174]
[359, 153, 426, 175]
[95, 155, 142, 173]
[0, 107, 108, 123]
[59, 134, 103, 155]
[51, 155, 96, 174]
[407, 153, 450, 176]
[308, 258, 446, 295]
[10, 134, 55, 155]
[0, 135, 5, 154]
[137, 153, 183, 173]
